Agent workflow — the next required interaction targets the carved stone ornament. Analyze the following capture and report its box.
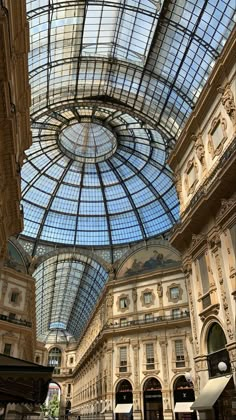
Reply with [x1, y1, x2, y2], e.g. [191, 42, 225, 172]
[208, 115, 227, 158]
[174, 171, 183, 204]
[184, 158, 198, 196]
[209, 234, 221, 252]
[221, 84, 236, 125]
[193, 134, 206, 165]
[216, 196, 236, 222]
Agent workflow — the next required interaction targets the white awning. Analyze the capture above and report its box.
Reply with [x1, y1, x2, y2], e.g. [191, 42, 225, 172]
[174, 402, 194, 412]
[191, 376, 232, 411]
[114, 403, 133, 413]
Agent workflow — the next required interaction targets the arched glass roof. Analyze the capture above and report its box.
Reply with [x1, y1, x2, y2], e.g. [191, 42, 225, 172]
[34, 253, 109, 340]
[26, 0, 235, 142]
[23, 0, 236, 341]
[21, 107, 178, 248]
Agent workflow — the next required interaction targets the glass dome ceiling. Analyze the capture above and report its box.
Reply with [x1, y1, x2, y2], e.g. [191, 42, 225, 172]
[23, 0, 236, 341]
[22, 0, 236, 251]
[59, 122, 117, 163]
[21, 107, 179, 247]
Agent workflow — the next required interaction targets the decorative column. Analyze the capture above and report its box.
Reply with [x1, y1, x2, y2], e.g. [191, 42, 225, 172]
[132, 288, 138, 320]
[160, 338, 172, 420]
[210, 234, 234, 341]
[105, 344, 113, 420]
[132, 340, 142, 420]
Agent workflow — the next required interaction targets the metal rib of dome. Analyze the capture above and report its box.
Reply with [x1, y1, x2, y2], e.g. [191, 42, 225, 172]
[21, 107, 178, 247]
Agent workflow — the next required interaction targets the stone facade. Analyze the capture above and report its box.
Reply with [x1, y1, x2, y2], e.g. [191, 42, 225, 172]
[169, 26, 236, 420]
[0, 0, 31, 263]
[48, 243, 195, 420]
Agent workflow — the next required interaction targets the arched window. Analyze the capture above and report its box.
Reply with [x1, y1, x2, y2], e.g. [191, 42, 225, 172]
[48, 347, 62, 373]
[143, 378, 163, 420]
[143, 377, 162, 391]
[116, 379, 132, 393]
[207, 323, 230, 378]
[207, 323, 227, 354]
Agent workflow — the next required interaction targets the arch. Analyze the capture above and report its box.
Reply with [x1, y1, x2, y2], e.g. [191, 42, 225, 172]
[173, 375, 193, 390]
[199, 317, 227, 355]
[116, 239, 181, 278]
[200, 321, 231, 378]
[48, 347, 62, 371]
[207, 323, 227, 354]
[143, 377, 162, 391]
[173, 375, 197, 420]
[115, 379, 133, 419]
[116, 379, 133, 393]
[143, 376, 163, 420]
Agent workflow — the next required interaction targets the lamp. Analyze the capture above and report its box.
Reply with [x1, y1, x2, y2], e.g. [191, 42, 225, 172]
[184, 371, 192, 383]
[218, 361, 228, 373]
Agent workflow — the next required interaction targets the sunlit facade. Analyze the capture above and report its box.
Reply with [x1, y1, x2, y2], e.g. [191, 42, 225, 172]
[0, 1, 235, 420]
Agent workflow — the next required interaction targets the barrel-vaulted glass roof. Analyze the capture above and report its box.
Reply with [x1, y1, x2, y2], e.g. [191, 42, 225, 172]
[34, 253, 109, 340]
[22, 0, 235, 341]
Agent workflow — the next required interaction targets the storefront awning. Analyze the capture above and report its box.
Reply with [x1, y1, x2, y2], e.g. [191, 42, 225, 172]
[114, 403, 133, 413]
[174, 402, 194, 412]
[0, 354, 54, 404]
[191, 376, 232, 411]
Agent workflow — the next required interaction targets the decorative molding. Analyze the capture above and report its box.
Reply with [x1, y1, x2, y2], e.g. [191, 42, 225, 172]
[140, 288, 155, 308]
[208, 114, 227, 158]
[199, 303, 220, 321]
[220, 83, 236, 126]
[184, 158, 198, 196]
[193, 134, 206, 167]
[216, 196, 236, 223]
[116, 293, 130, 313]
[166, 283, 183, 303]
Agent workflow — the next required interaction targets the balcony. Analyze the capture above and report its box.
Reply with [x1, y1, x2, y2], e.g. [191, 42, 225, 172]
[104, 312, 190, 330]
[0, 313, 32, 328]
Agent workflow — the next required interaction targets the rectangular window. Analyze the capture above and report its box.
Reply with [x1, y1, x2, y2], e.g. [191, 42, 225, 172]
[11, 292, 19, 303]
[198, 255, 210, 294]
[172, 309, 181, 319]
[67, 383, 71, 396]
[211, 122, 223, 150]
[175, 340, 185, 368]
[144, 292, 152, 304]
[146, 343, 155, 370]
[120, 318, 127, 326]
[120, 298, 127, 309]
[9, 313, 16, 319]
[145, 313, 153, 321]
[170, 287, 179, 299]
[4, 343, 11, 356]
[119, 347, 127, 372]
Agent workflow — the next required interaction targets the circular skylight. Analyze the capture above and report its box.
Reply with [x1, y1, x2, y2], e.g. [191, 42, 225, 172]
[21, 106, 179, 248]
[59, 122, 117, 163]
